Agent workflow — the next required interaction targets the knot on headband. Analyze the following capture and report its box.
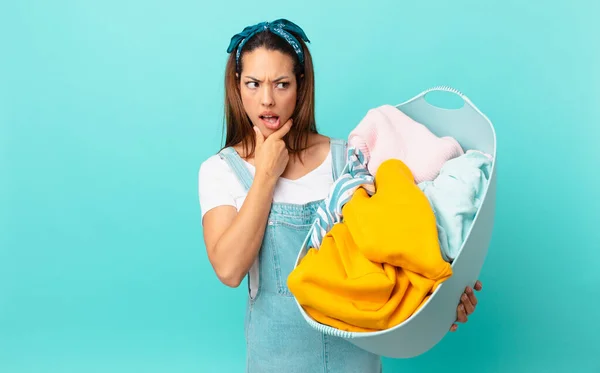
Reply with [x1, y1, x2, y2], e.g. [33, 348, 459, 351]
[227, 19, 310, 66]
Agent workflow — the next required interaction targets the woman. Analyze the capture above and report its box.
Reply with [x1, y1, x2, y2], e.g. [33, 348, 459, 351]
[198, 19, 483, 372]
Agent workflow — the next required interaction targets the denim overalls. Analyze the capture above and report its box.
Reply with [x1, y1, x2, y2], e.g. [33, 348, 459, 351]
[218, 138, 382, 373]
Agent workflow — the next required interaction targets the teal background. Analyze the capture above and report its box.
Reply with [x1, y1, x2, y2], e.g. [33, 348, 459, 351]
[2, 0, 599, 372]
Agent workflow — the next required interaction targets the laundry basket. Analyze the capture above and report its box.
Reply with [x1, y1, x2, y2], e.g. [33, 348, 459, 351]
[292, 86, 497, 358]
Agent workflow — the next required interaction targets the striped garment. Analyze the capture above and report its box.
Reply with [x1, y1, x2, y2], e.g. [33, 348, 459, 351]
[307, 146, 376, 249]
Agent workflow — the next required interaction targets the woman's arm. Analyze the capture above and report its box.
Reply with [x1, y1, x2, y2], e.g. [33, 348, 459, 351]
[202, 172, 277, 287]
[201, 121, 292, 287]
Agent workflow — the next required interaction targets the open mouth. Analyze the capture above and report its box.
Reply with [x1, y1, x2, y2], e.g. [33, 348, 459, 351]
[259, 115, 280, 129]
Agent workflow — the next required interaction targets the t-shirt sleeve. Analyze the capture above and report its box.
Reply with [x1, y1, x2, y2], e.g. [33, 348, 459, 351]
[198, 156, 237, 219]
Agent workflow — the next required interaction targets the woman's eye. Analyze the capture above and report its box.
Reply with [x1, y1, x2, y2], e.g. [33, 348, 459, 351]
[245, 82, 258, 89]
[277, 82, 289, 89]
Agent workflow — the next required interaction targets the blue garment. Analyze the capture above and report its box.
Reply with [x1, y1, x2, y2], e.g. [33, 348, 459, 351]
[218, 138, 382, 373]
[307, 146, 375, 250]
[418, 150, 493, 261]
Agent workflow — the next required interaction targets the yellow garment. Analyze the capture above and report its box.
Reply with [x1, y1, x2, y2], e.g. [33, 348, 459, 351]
[287, 159, 453, 332]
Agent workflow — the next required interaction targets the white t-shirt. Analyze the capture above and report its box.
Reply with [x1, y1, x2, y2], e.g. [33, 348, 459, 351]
[198, 150, 334, 219]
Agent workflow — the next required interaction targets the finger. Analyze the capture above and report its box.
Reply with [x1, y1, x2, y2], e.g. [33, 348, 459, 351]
[461, 293, 475, 315]
[253, 126, 265, 147]
[456, 304, 468, 323]
[466, 286, 478, 307]
[450, 323, 458, 332]
[272, 118, 293, 139]
[474, 280, 483, 291]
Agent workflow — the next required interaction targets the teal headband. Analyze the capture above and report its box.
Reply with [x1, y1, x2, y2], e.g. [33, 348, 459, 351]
[227, 19, 310, 67]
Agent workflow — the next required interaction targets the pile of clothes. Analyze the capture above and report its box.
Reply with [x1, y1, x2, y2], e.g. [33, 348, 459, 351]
[287, 104, 493, 332]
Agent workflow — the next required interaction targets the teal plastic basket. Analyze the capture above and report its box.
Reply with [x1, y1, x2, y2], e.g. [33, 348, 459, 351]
[292, 86, 497, 358]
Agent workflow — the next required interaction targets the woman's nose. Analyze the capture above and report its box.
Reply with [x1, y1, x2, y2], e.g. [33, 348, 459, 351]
[261, 87, 275, 107]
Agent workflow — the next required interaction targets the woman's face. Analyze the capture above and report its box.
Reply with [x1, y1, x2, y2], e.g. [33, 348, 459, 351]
[238, 47, 298, 137]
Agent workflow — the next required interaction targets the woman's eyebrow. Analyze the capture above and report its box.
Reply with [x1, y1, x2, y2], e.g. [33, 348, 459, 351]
[243, 75, 290, 82]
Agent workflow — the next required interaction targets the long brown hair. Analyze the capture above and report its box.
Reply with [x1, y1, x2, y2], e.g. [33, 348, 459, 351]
[221, 28, 317, 159]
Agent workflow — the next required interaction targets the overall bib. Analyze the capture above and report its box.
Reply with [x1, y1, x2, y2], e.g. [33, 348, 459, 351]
[218, 139, 383, 373]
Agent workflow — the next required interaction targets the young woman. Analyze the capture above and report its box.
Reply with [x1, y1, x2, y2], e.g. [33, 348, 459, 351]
[198, 19, 483, 372]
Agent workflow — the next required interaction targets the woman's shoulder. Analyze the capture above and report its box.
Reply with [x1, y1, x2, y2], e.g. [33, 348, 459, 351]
[197, 151, 245, 216]
[308, 133, 333, 150]
[199, 152, 224, 169]
[198, 152, 234, 183]
[308, 134, 347, 156]
[310, 133, 331, 144]
[309, 133, 347, 145]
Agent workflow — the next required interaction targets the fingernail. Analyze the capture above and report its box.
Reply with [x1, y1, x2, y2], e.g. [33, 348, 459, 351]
[466, 287, 472, 293]
[460, 305, 464, 311]
[462, 294, 467, 301]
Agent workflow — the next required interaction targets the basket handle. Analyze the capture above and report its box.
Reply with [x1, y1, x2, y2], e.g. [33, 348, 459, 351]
[408, 85, 483, 112]
[421, 85, 466, 98]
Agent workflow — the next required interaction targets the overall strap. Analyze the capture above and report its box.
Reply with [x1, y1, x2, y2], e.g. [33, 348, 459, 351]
[329, 138, 348, 181]
[218, 147, 253, 191]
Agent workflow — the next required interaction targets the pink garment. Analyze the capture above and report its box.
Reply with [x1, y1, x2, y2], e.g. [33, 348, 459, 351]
[348, 104, 464, 184]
